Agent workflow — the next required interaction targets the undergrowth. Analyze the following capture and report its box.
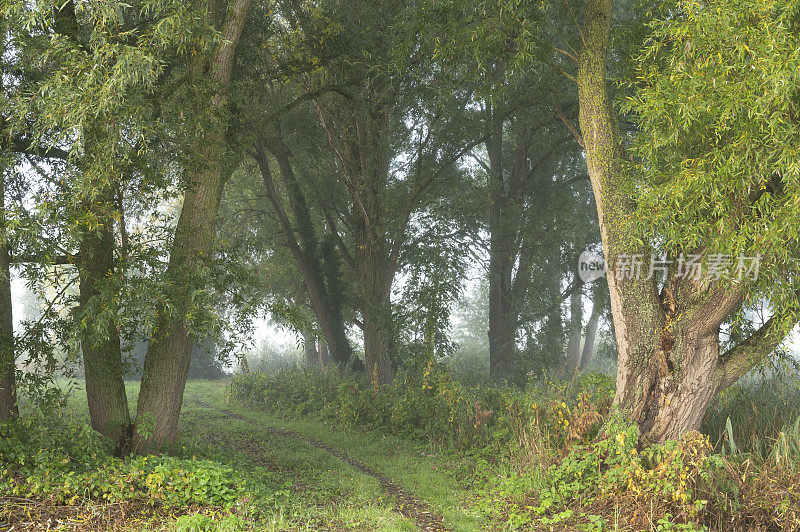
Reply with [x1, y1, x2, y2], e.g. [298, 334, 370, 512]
[228, 365, 614, 463]
[229, 366, 800, 531]
[0, 411, 281, 531]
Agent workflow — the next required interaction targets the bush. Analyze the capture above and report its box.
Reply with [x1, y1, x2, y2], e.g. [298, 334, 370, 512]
[0, 413, 279, 527]
[228, 365, 614, 462]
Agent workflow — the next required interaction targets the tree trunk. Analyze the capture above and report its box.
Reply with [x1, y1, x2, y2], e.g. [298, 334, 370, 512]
[303, 328, 319, 365]
[488, 244, 516, 379]
[359, 249, 393, 387]
[132, 0, 251, 453]
[637, 331, 722, 441]
[133, 147, 226, 452]
[487, 105, 518, 380]
[575, 0, 791, 442]
[579, 303, 601, 371]
[0, 173, 17, 421]
[566, 274, 584, 372]
[318, 339, 330, 367]
[578, 0, 664, 432]
[78, 217, 131, 453]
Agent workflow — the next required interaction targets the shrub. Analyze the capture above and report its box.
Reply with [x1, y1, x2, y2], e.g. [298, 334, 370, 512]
[228, 365, 614, 462]
[0, 413, 279, 527]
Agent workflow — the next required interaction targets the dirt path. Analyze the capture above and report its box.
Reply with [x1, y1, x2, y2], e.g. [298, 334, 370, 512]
[195, 401, 450, 532]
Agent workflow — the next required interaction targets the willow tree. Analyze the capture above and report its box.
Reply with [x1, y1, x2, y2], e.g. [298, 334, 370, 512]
[577, 0, 800, 441]
[132, 0, 253, 452]
[237, 0, 484, 386]
[7, 0, 195, 450]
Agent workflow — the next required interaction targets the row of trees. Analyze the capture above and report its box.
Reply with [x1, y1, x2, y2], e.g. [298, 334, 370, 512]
[1, 0, 799, 451]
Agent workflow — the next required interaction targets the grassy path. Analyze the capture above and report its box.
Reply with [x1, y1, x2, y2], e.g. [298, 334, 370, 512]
[199, 400, 450, 531]
[61, 380, 488, 531]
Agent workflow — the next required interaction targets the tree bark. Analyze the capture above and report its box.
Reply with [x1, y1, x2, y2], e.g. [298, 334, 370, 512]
[348, 102, 394, 387]
[0, 172, 17, 421]
[132, 0, 251, 453]
[358, 239, 393, 386]
[488, 244, 515, 379]
[303, 328, 319, 365]
[78, 212, 131, 453]
[566, 274, 584, 372]
[576, 0, 794, 442]
[486, 105, 522, 380]
[318, 339, 330, 367]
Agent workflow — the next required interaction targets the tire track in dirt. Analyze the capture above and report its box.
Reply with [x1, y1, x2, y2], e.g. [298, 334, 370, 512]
[193, 401, 450, 532]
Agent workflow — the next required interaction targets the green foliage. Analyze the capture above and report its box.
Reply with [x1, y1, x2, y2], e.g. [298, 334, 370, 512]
[625, 0, 800, 324]
[229, 367, 614, 458]
[174, 513, 250, 532]
[0, 413, 278, 523]
[531, 415, 716, 530]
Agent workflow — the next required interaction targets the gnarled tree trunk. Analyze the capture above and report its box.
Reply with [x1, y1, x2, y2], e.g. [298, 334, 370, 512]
[577, 0, 790, 442]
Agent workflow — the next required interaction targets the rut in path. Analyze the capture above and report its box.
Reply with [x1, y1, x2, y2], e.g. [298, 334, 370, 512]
[195, 402, 450, 532]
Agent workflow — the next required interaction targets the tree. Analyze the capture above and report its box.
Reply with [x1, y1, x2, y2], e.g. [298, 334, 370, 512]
[236, 0, 486, 386]
[252, 136, 354, 366]
[6, 0, 182, 450]
[576, 0, 800, 441]
[132, 0, 253, 452]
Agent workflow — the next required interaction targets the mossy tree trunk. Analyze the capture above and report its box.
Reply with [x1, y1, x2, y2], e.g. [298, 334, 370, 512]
[577, 0, 789, 442]
[132, 0, 251, 453]
[0, 170, 17, 421]
[77, 198, 131, 453]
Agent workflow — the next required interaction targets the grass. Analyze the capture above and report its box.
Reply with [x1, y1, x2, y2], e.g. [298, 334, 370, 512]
[55, 378, 483, 531]
[194, 382, 486, 532]
[23, 368, 800, 531]
[702, 371, 800, 458]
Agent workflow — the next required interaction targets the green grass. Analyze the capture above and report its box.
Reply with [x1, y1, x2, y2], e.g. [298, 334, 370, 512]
[190, 381, 487, 532]
[57, 378, 485, 531]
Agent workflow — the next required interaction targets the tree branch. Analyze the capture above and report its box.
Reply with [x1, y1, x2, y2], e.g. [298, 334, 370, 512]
[717, 314, 793, 390]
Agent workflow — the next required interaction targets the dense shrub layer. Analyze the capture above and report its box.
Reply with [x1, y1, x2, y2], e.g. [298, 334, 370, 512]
[228, 366, 614, 459]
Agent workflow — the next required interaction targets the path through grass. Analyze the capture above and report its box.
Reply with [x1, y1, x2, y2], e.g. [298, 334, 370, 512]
[59, 379, 487, 531]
